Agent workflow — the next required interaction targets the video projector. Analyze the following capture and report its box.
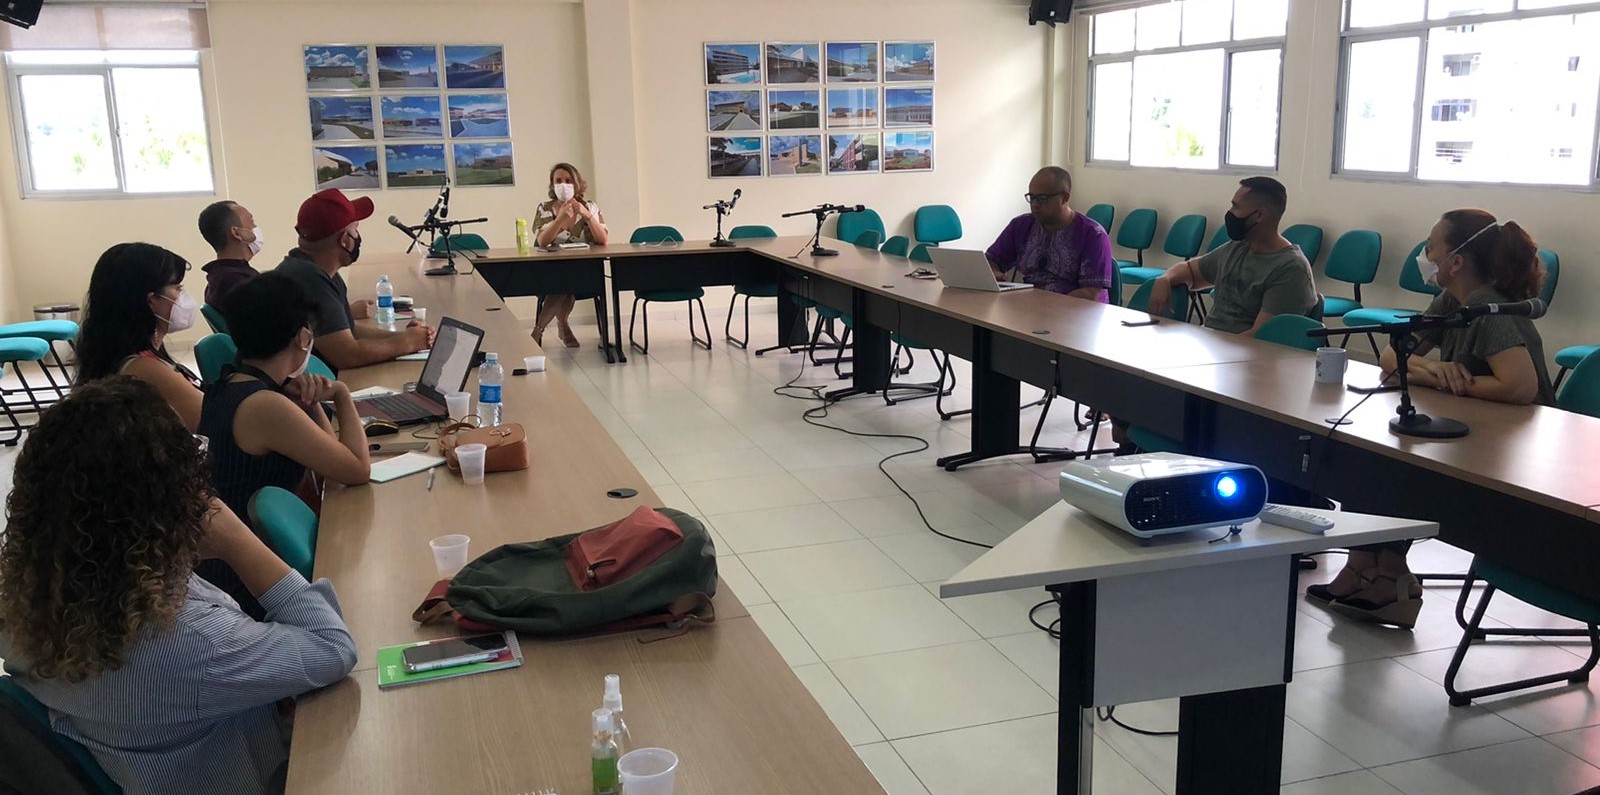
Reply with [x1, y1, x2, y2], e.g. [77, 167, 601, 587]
[1058, 452, 1267, 539]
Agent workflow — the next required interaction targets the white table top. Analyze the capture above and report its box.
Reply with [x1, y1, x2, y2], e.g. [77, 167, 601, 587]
[940, 503, 1438, 598]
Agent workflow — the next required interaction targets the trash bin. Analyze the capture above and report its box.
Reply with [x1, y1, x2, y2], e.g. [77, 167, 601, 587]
[32, 303, 80, 323]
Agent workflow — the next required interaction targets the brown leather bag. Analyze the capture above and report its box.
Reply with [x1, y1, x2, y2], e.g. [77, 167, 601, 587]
[438, 422, 529, 473]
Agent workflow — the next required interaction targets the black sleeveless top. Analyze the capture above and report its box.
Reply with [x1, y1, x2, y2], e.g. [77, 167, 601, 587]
[195, 368, 309, 619]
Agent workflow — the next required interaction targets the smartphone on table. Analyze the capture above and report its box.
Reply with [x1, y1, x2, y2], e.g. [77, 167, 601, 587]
[401, 632, 511, 673]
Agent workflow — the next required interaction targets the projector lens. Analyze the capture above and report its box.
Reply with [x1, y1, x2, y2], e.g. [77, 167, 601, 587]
[1215, 475, 1239, 499]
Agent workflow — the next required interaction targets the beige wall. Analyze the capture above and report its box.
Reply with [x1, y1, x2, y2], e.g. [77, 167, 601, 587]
[1061, 0, 1600, 357]
[0, 0, 593, 341]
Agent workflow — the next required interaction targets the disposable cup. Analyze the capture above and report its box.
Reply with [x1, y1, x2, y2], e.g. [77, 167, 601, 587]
[457, 442, 488, 485]
[413, 307, 428, 325]
[428, 534, 471, 577]
[618, 748, 678, 795]
[524, 355, 546, 373]
[445, 391, 471, 420]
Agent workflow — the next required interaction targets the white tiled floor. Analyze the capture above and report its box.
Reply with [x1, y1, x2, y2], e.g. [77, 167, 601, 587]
[16, 308, 1597, 794]
[525, 304, 1600, 794]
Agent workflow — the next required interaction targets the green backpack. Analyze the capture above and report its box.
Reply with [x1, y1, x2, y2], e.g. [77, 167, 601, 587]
[415, 506, 718, 636]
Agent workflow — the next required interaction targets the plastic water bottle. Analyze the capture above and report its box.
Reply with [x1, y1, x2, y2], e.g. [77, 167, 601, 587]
[477, 352, 503, 427]
[375, 275, 395, 331]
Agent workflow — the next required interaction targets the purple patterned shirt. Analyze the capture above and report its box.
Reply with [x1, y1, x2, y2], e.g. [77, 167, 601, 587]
[985, 212, 1114, 300]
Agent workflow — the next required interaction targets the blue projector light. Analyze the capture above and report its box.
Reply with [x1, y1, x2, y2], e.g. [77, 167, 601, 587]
[1215, 475, 1239, 500]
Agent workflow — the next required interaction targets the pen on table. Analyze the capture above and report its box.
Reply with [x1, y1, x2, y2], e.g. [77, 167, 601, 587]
[427, 469, 435, 491]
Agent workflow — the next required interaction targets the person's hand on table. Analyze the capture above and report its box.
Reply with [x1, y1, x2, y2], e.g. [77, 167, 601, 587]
[1147, 277, 1173, 318]
[284, 374, 343, 407]
[407, 319, 436, 348]
[1433, 361, 1476, 395]
[350, 298, 375, 320]
[402, 322, 432, 352]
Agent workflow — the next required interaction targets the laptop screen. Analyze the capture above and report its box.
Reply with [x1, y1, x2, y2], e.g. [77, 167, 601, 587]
[418, 318, 484, 401]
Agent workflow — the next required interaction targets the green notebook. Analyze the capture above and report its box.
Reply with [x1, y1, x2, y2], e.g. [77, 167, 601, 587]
[376, 631, 523, 689]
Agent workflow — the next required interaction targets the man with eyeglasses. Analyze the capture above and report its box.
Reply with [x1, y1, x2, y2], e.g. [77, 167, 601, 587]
[984, 166, 1114, 302]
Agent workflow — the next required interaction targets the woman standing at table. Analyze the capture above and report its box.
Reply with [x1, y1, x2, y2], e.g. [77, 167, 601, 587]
[1309, 209, 1552, 628]
[74, 242, 205, 430]
[0, 377, 357, 795]
[532, 162, 609, 348]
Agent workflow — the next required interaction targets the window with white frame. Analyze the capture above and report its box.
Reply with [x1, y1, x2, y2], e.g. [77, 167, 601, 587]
[7, 49, 214, 196]
[1338, 0, 1600, 187]
[1087, 0, 1289, 171]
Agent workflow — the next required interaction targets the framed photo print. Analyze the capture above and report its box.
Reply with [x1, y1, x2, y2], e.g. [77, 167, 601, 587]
[708, 136, 763, 178]
[313, 146, 381, 190]
[884, 131, 934, 172]
[448, 94, 511, 138]
[384, 144, 449, 188]
[705, 43, 762, 85]
[309, 96, 375, 141]
[767, 89, 821, 130]
[380, 95, 445, 139]
[768, 135, 823, 175]
[884, 42, 935, 82]
[443, 46, 506, 90]
[825, 87, 878, 129]
[765, 42, 820, 84]
[453, 142, 515, 186]
[376, 45, 440, 89]
[885, 87, 934, 128]
[824, 41, 879, 83]
[827, 132, 880, 174]
[707, 90, 763, 132]
[304, 45, 371, 91]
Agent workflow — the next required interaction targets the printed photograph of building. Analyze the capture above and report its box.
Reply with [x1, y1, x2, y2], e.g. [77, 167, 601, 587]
[826, 88, 879, 129]
[381, 96, 445, 139]
[448, 94, 510, 138]
[384, 144, 448, 187]
[766, 42, 820, 84]
[885, 87, 935, 127]
[826, 42, 879, 82]
[444, 46, 506, 90]
[309, 97, 375, 140]
[708, 136, 762, 177]
[768, 89, 821, 129]
[377, 45, 439, 89]
[707, 90, 763, 131]
[828, 132, 880, 173]
[885, 42, 936, 82]
[453, 142, 515, 186]
[884, 131, 934, 172]
[706, 43, 761, 85]
[313, 146, 380, 190]
[769, 135, 822, 175]
[304, 45, 370, 90]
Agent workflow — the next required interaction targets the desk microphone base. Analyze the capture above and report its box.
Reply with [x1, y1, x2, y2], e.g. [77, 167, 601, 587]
[423, 264, 459, 277]
[709, 239, 735, 248]
[811, 247, 839, 257]
[1390, 413, 1469, 439]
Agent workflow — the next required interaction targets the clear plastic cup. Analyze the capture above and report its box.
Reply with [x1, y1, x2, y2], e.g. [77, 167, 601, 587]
[618, 748, 678, 795]
[428, 534, 471, 577]
[445, 391, 471, 420]
[457, 442, 488, 485]
[524, 355, 545, 373]
[413, 307, 428, 325]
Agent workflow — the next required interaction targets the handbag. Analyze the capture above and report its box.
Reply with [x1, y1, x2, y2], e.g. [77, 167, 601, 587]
[438, 421, 529, 473]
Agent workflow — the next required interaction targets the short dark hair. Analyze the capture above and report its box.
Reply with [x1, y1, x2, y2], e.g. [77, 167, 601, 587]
[1237, 176, 1287, 216]
[1036, 166, 1073, 193]
[198, 201, 240, 252]
[219, 272, 315, 359]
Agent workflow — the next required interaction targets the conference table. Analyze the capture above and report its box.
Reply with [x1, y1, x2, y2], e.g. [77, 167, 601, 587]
[285, 253, 885, 795]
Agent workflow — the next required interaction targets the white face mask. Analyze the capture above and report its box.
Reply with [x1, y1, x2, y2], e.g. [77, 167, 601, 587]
[289, 335, 313, 378]
[1417, 221, 1497, 286]
[553, 183, 576, 203]
[158, 290, 198, 333]
[246, 226, 264, 257]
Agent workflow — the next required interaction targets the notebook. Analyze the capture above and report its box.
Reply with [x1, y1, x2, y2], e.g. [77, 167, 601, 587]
[377, 631, 523, 690]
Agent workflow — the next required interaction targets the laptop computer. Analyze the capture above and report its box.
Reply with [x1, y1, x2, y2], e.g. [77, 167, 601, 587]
[927, 248, 1034, 293]
[353, 317, 485, 426]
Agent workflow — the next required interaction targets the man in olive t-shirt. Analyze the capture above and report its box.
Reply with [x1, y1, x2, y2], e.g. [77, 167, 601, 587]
[1149, 176, 1318, 335]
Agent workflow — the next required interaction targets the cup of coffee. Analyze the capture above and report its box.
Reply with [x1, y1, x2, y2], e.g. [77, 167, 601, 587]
[1316, 347, 1348, 384]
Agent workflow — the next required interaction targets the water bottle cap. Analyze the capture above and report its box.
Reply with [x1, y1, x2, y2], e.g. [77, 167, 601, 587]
[485, 352, 498, 362]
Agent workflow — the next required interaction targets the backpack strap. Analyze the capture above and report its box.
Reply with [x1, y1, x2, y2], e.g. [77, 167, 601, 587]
[412, 579, 459, 624]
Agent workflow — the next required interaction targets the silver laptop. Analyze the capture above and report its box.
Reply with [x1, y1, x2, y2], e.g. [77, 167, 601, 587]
[927, 248, 1034, 293]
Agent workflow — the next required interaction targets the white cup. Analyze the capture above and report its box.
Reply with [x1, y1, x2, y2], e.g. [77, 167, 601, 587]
[445, 391, 471, 420]
[457, 442, 488, 485]
[428, 534, 471, 577]
[413, 307, 428, 325]
[524, 355, 545, 373]
[618, 748, 679, 795]
[1315, 347, 1349, 384]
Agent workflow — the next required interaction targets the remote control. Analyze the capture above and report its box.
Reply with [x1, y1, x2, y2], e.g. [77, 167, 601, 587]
[1258, 503, 1334, 534]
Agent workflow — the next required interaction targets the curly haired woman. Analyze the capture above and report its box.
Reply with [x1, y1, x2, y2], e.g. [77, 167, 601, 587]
[0, 377, 357, 795]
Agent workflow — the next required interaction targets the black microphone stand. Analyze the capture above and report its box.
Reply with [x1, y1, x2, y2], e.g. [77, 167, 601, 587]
[706, 199, 735, 248]
[806, 208, 838, 257]
[419, 217, 489, 276]
[1310, 312, 1475, 439]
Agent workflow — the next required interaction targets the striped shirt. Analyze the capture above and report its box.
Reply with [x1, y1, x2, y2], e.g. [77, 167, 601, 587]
[0, 571, 357, 795]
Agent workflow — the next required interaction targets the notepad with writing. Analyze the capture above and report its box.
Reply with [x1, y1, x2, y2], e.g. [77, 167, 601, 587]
[377, 631, 523, 690]
[369, 452, 445, 483]
[396, 350, 430, 361]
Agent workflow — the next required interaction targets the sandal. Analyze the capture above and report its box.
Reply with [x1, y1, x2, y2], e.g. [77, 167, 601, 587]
[1330, 573, 1424, 629]
[532, 323, 548, 348]
[558, 324, 580, 349]
[1306, 567, 1373, 605]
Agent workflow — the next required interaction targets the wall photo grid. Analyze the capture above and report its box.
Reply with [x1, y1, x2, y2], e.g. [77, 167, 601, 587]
[705, 41, 935, 179]
[305, 44, 514, 191]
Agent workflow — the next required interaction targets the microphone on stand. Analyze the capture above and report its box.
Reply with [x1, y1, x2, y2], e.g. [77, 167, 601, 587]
[729, 188, 742, 210]
[707, 188, 743, 247]
[1455, 299, 1547, 320]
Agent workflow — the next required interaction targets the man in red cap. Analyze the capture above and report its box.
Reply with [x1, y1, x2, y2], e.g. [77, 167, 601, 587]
[274, 189, 432, 370]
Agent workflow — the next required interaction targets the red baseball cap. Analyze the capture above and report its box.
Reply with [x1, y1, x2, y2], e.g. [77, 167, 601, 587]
[295, 188, 374, 241]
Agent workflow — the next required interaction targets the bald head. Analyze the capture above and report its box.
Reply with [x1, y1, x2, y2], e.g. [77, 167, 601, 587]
[1027, 166, 1074, 229]
[1034, 166, 1072, 193]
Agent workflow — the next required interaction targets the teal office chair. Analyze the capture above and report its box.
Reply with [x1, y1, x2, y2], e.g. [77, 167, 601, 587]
[1537, 248, 1561, 308]
[201, 304, 229, 334]
[429, 233, 489, 256]
[1084, 203, 1115, 234]
[0, 676, 121, 795]
[880, 235, 912, 258]
[1122, 215, 1207, 322]
[1342, 241, 1437, 358]
[1443, 350, 1600, 706]
[910, 243, 937, 264]
[0, 320, 78, 410]
[0, 337, 51, 446]
[1282, 223, 1326, 267]
[306, 354, 335, 379]
[1322, 230, 1383, 320]
[194, 333, 238, 384]
[836, 209, 886, 249]
[883, 332, 958, 417]
[1111, 209, 1159, 300]
[724, 225, 780, 349]
[914, 205, 962, 245]
[249, 487, 319, 580]
[1188, 224, 1234, 320]
[1078, 283, 1191, 455]
[627, 226, 710, 354]
[1206, 225, 1231, 252]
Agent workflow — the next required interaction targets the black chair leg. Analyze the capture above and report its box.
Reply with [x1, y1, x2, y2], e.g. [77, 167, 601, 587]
[1556, 367, 1570, 390]
[690, 299, 712, 350]
[832, 329, 852, 380]
[628, 298, 649, 355]
[1365, 333, 1382, 360]
[756, 305, 805, 357]
[1444, 574, 1600, 707]
[935, 355, 969, 421]
[725, 295, 753, 349]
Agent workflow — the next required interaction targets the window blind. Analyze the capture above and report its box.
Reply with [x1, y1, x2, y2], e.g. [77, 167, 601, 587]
[0, 4, 209, 50]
